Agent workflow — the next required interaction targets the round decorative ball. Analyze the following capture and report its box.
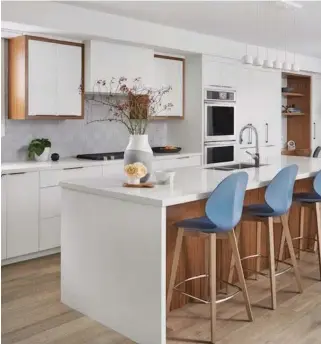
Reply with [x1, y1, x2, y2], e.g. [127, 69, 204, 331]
[51, 153, 60, 162]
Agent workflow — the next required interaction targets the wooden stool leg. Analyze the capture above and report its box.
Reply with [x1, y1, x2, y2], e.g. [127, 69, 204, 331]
[227, 224, 241, 285]
[256, 221, 262, 280]
[315, 203, 321, 280]
[228, 229, 253, 321]
[209, 233, 217, 344]
[267, 217, 277, 310]
[298, 206, 305, 260]
[166, 227, 184, 314]
[204, 236, 209, 301]
[278, 225, 286, 264]
[280, 214, 303, 293]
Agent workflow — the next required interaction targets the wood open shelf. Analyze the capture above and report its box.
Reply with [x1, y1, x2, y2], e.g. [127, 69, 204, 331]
[282, 92, 304, 97]
[282, 112, 305, 116]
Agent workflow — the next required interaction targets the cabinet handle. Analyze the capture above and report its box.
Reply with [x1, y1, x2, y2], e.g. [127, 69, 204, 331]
[265, 123, 269, 143]
[63, 167, 84, 170]
[177, 156, 190, 160]
[314, 122, 316, 140]
[8, 172, 26, 175]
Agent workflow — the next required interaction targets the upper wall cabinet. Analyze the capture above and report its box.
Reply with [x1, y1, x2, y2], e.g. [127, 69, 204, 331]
[153, 55, 184, 119]
[9, 36, 84, 120]
[85, 40, 154, 92]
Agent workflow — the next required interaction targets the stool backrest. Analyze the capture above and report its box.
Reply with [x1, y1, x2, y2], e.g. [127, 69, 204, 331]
[265, 164, 298, 214]
[314, 170, 321, 196]
[205, 172, 248, 230]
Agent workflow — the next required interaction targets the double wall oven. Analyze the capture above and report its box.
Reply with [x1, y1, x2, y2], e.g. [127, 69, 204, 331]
[204, 87, 237, 165]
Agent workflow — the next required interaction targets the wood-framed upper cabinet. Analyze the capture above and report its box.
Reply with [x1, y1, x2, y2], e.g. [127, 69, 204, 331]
[8, 35, 84, 120]
[153, 54, 184, 119]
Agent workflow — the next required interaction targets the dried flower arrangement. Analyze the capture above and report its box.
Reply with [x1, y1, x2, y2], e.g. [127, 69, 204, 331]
[86, 77, 173, 134]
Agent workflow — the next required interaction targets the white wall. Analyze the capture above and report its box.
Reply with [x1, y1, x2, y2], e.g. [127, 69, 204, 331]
[2, 1, 321, 73]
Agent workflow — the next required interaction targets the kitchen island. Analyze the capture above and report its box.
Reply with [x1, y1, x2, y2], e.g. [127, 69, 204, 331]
[60, 156, 321, 344]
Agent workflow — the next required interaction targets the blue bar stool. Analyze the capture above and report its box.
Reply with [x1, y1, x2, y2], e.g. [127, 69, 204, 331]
[228, 165, 303, 310]
[279, 170, 321, 279]
[166, 172, 253, 344]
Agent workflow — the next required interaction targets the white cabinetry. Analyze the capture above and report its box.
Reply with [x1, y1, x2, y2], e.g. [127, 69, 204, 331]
[28, 39, 82, 117]
[28, 40, 57, 116]
[6, 172, 39, 259]
[1, 175, 7, 259]
[39, 166, 102, 251]
[85, 40, 154, 91]
[154, 55, 184, 118]
[203, 59, 238, 88]
[56, 43, 82, 116]
[153, 155, 201, 171]
[312, 76, 321, 152]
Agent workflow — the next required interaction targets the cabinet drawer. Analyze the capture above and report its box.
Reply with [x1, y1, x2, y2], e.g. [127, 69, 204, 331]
[153, 155, 201, 171]
[40, 170, 63, 188]
[39, 217, 60, 251]
[40, 166, 102, 187]
[40, 187, 61, 219]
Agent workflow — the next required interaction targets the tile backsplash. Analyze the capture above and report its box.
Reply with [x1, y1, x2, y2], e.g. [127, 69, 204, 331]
[1, 104, 167, 162]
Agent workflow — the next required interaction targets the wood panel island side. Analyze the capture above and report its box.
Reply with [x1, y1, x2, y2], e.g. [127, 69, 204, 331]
[60, 156, 321, 344]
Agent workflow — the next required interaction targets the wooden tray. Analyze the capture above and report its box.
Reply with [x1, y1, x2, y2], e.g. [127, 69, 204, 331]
[123, 182, 155, 188]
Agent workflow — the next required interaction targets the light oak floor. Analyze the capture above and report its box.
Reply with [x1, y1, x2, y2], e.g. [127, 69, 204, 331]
[2, 253, 321, 344]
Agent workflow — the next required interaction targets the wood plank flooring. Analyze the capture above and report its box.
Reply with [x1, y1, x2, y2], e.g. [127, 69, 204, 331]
[2, 253, 321, 344]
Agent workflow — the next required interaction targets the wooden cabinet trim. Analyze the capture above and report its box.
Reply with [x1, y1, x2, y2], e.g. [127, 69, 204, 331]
[9, 35, 84, 120]
[154, 54, 185, 120]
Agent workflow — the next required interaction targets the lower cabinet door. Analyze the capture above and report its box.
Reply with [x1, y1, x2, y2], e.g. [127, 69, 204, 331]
[6, 172, 39, 259]
[1, 175, 7, 259]
[39, 217, 61, 251]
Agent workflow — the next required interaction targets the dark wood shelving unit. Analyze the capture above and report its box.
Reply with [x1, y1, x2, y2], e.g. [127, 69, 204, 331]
[282, 112, 305, 116]
[282, 73, 311, 157]
[282, 92, 304, 97]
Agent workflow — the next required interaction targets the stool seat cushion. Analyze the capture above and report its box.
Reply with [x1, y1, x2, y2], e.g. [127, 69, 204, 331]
[176, 216, 223, 233]
[293, 192, 321, 203]
[244, 203, 284, 217]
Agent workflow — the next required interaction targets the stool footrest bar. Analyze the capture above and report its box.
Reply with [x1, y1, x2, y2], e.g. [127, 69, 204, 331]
[173, 277, 242, 305]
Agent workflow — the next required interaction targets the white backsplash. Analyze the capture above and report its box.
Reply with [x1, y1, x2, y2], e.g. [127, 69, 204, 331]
[1, 103, 167, 162]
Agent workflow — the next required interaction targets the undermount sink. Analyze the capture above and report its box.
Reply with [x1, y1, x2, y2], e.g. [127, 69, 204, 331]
[206, 163, 268, 171]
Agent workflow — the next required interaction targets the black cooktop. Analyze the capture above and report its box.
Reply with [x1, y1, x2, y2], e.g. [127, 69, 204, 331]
[76, 152, 124, 161]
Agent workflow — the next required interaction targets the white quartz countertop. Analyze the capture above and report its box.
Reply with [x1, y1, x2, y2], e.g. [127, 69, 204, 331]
[1, 152, 201, 174]
[60, 156, 321, 207]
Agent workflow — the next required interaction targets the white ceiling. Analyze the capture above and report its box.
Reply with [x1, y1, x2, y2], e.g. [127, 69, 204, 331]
[64, 1, 321, 58]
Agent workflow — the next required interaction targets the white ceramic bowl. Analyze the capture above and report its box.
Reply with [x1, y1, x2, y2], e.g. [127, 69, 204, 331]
[154, 170, 176, 184]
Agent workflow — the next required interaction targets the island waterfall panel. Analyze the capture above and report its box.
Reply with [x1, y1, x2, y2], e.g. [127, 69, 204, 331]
[166, 178, 317, 310]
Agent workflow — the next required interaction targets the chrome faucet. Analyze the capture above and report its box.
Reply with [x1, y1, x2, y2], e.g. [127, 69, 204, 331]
[239, 124, 260, 167]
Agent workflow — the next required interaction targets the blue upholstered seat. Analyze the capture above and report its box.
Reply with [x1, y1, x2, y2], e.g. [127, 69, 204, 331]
[176, 216, 217, 232]
[293, 170, 321, 204]
[244, 165, 299, 218]
[175, 172, 248, 233]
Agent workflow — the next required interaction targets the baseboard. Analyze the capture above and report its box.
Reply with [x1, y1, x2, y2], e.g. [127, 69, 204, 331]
[1, 247, 61, 266]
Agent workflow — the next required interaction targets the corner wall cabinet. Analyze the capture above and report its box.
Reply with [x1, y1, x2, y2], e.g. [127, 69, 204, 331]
[153, 54, 185, 119]
[8, 35, 84, 119]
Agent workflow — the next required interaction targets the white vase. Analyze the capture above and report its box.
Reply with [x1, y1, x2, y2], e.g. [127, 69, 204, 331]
[35, 147, 51, 162]
[124, 135, 153, 183]
[127, 176, 140, 185]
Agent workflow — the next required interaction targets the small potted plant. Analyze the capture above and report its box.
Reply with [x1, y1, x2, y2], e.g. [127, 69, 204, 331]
[27, 138, 51, 162]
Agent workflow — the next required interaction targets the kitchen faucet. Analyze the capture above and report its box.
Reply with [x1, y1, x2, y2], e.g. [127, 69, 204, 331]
[239, 124, 260, 167]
